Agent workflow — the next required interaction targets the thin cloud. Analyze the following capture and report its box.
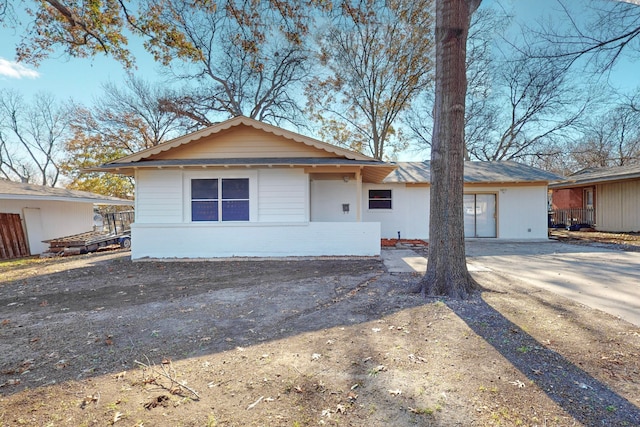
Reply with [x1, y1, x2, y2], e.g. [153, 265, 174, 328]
[0, 58, 40, 79]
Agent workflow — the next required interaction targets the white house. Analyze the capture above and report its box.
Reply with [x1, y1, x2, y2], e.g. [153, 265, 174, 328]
[90, 116, 559, 259]
[0, 180, 134, 258]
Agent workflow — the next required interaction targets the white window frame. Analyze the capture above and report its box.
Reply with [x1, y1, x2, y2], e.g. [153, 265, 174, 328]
[184, 171, 258, 223]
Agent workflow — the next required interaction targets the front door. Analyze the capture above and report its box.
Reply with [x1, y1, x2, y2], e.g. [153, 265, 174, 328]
[464, 193, 497, 238]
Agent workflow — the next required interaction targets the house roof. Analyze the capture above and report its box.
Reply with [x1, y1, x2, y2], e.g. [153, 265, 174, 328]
[384, 161, 563, 184]
[0, 179, 134, 205]
[549, 164, 640, 189]
[88, 115, 394, 183]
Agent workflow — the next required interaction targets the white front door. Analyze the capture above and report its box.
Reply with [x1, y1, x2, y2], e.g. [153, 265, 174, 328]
[464, 194, 497, 238]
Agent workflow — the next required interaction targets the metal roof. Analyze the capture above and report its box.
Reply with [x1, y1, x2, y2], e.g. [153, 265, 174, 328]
[549, 164, 640, 189]
[384, 161, 563, 184]
[0, 179, 134, 205]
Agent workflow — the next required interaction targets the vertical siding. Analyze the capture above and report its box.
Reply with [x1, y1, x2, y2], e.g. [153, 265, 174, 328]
[597, 181, 640, 232]
[136, 169, 184, 223]
[258, 169, 308, 222]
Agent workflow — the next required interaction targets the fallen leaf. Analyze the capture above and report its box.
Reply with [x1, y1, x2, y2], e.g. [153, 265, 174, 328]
[39, 300, 48, 307]
[311, 353, 322, 361]
[1, 319, 10, 326]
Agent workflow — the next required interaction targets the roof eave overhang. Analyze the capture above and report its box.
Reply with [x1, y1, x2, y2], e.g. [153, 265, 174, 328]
[85, 161, 396, 184]
[0, 194, 134, 205]
[550, 174, 640, 189]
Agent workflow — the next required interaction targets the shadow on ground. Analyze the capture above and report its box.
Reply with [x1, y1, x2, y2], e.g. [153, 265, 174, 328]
[449, 293, 640, 425]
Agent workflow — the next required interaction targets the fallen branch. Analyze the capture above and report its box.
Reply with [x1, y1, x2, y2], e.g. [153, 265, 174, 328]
[134, 356, 200, 400]
[247, 396, 264, 410]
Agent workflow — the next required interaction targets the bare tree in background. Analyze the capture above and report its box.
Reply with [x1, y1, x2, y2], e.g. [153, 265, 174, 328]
[528, 0, 640, 73]
[407, 6, 594, 165]
[62, 75, 191, 198]
[1, 0, 323, 127]
[569, 103, 640, 168]
[0, 90, 68, 186]
[137, 0, 317, 127]
[306, 0, 434, 160]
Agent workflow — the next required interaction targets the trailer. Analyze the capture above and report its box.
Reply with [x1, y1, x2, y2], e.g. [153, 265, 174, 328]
[43, 211, 133, 256]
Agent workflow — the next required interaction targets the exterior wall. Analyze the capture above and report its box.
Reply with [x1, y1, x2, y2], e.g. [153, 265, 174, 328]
[310, 178, 357, 222]
[258, 169, 308, 222]
[135, 169, 184, 223]
[135, 168, 308, 224]
[361, 183, 549, 240]
[1, 200, 93, 254]
[133, 167, 380, 258]
[489, 185, 549, 239]
[596, 180, 640, 232]
[362, 184, 429, 239]
[551, 188, 583, 209]
[152, 126, 335, 160]
[131, 222, 380, 258]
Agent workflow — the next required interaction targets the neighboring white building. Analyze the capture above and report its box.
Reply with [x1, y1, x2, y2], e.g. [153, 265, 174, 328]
[90, 116, 559, 259]
[0, 180, 133, 257]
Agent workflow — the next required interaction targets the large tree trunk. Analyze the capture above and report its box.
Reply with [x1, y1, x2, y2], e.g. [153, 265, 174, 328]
[419, 0, 482, 298]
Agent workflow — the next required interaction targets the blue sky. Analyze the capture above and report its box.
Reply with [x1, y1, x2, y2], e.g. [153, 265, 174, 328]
[0, 0, 638, 106]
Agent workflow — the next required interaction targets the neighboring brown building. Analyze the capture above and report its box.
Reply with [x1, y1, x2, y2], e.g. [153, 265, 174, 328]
[550, 165, 640, 232]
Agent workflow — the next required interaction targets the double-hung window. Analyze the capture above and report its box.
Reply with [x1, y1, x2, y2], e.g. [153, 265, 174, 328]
[368, 189, 392, 209]
[191, 178, 250, 221]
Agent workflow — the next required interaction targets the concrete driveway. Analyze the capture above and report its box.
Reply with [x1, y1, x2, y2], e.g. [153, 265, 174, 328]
[382, 241, 640, 326]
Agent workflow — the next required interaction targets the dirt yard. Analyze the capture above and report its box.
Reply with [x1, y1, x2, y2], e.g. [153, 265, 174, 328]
[1, 241, 639, 426]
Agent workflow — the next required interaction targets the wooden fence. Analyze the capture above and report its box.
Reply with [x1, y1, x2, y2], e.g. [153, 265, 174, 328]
[0, 213, 30, 260]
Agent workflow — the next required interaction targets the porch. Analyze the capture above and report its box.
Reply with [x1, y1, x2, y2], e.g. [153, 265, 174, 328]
[549, 207, 595, 229]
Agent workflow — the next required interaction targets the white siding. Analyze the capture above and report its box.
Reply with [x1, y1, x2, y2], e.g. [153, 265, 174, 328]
[131, 222, 380, 258]
[362, 184, 429, 239]
[596, 181, 640, 232]
[1, 200, 93, 254]
[258, 169, 308, 222]
[135, 169, 183, 223]
[310, 179, 358, 222]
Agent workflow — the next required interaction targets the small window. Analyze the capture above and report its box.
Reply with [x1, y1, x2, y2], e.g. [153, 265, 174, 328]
[369, 189, 392, 209]
[192, 178, 249, 221]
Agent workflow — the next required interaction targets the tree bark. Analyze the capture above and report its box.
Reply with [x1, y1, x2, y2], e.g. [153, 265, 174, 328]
[419, 0, 481, 298]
